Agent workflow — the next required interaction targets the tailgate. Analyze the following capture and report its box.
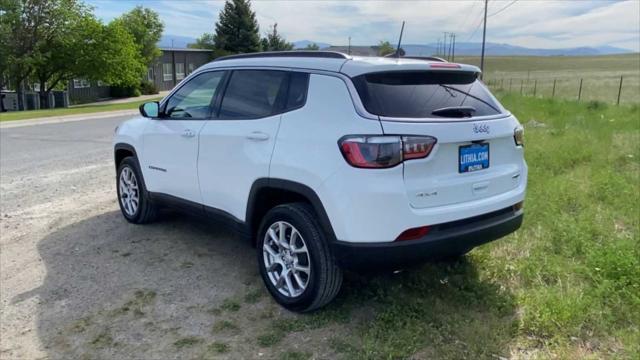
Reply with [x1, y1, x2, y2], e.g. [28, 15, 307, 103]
[381, 117, 525, 209]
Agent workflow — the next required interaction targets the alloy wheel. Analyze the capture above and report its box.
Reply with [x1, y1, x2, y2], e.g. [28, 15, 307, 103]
[119, 166, 139, 216]
[262, 221, 311, 298]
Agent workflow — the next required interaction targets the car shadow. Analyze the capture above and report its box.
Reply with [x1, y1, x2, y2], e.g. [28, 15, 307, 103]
[22, 209, 260, 358]
[23, 209, 516, 358]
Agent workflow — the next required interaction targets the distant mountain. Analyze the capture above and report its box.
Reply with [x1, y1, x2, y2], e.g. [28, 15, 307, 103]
[158, 36, 632, 56]
[401, 42, 632, 57]
[159, 35, 197, 49]
[292, 40, 331, 50]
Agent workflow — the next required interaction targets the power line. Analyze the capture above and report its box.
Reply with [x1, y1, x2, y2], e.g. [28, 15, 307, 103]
[466, 14, 485, 41]
[488, 0, 519, 18]
[459, 0, 480, 34]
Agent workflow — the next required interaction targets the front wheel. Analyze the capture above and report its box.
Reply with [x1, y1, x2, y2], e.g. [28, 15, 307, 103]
[116, 157, 157, 224]
[257, 203, 343, 312]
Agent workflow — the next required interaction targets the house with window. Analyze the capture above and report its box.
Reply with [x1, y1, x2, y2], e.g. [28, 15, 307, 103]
[67, 47, 213, 104]
[147, 48, 213, 91]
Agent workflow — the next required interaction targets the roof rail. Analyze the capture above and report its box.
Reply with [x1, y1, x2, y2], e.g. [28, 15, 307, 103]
[400, 56, 448, 62]
[214, 51, 350, 62]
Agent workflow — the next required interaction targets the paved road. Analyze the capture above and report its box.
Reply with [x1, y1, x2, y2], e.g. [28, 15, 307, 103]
[1, 116, 123, 213]
[0, 116, 302, 359]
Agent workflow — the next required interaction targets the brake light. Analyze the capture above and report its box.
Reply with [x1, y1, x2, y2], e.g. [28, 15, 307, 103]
[396, 226, 431, 241]
[429, 63, 461, 69]
[339, 135, 437, 169]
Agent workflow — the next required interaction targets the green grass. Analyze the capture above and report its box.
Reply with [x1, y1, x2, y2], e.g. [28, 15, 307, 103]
[173, 336, 203, 349]
[251, 94, 639, 359]
[0, 97, 162, 122]
[456, 54, 640, 104]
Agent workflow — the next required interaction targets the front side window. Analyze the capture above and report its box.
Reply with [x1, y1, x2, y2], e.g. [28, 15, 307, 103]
[163, 71, 225, 119]
[162, 63, 173, 81]
[219, 70, 289, 119]
[353, 71, 503, 119]
[176, 63, 185, 80]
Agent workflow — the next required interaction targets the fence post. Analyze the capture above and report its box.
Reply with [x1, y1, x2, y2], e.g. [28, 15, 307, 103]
[617, 76, 624, 106]
[533, 79, 537, 97]
[509, 78, 512, 91]
[578, 78, 583, 101]
[552, 79, 556, 98]
[520, 79, 524, 95]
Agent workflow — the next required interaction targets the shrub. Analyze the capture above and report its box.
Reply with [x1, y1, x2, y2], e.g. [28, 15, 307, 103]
[110, 85, 140, 98]
[139, 81, 159, 95]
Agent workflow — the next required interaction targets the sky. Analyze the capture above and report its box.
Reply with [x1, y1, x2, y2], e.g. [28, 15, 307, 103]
[86, 0, 640, 51]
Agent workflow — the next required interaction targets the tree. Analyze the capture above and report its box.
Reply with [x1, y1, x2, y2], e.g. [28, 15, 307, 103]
[114, 6, 164, 65]
[260, 23, 293, 52]
[3, 0, 146, 109]
[303, 43, 320, 51]
[377, 40, 395, 56]
[212, 0, 260, 55]
[188, 32, 215, 50]
[1, 0, 49, 110]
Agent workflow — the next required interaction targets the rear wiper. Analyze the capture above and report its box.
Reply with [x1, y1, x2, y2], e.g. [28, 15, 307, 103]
[431, 106, 476, 118]
[439, 84, 502, 113]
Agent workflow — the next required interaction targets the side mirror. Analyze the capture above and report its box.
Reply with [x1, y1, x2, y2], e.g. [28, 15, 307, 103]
[139, 101, 159, 118]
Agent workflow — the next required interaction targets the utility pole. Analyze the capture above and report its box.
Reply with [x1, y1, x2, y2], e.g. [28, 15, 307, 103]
[437, 39, 441, 56]
[448, 33, 454, 61]
[480, 0, 488, 74]
[348, 37, 351, 55]
[451, 33, 456, 62]
[443, 32, 448, 60]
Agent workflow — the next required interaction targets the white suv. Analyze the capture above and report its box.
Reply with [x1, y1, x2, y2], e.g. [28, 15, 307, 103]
[113, 51, 527, 312]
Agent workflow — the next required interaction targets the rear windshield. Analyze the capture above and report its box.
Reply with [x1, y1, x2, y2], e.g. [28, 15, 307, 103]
[352, 71, 503, 118]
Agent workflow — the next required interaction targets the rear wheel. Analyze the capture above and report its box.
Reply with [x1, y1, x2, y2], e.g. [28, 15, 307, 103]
[257, 203, 342, 312]
[116, 157, 157, 224]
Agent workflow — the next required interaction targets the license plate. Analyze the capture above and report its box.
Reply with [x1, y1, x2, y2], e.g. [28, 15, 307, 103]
[459, 143, 490, 173]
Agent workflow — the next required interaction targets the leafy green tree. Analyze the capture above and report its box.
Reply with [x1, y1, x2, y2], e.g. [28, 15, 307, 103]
[1, 0, 47, 110]
[303, 43, 320, 51]
[212, 0, 260, 55]
[260, 23, 293, 52]
[3, 0, 145, 109]
[114, 6, 164, 65]
[189, 32, 215, 50]
[377, 40, 395, 56]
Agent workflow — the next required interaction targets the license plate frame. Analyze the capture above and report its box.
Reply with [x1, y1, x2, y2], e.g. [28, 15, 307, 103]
[459, 142, 490, 173]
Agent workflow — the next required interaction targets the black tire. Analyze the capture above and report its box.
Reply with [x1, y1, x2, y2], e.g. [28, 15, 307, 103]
[116, 156, 157, 224]
[257, 203, 343, 312]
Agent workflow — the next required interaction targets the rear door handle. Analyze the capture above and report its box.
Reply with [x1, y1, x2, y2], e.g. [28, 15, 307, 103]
[246, 131, 270, 141]
[182, 129, 196, 138]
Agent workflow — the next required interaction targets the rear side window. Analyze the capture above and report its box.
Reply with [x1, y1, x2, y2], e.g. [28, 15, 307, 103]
[352, 71, 503, 118]
[219, 70, 288, 119]
[285, 72, 309, 111]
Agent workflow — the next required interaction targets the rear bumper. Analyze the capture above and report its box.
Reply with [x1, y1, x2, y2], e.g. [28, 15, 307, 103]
[331, 207, 523, 270]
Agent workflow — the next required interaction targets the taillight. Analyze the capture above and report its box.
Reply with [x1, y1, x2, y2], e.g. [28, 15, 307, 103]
[339, 135, 437, 169]
[514, 125, 524, 146]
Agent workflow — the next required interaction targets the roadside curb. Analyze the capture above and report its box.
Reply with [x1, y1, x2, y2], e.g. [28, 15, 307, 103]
[0, 110, 138, 129]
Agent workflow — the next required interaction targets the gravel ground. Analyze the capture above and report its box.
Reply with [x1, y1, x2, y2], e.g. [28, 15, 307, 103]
[0, 116, 344, 359]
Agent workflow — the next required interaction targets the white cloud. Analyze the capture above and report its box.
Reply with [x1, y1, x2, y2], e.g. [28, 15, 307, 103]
[86, 0, 640, 51]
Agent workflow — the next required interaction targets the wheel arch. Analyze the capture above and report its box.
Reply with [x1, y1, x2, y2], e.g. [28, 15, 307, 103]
[114, 143, 138, 169]
[246, 178, 337, 246]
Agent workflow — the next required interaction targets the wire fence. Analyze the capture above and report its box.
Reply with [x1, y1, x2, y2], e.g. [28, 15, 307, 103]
[484, 75, 639, 105]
